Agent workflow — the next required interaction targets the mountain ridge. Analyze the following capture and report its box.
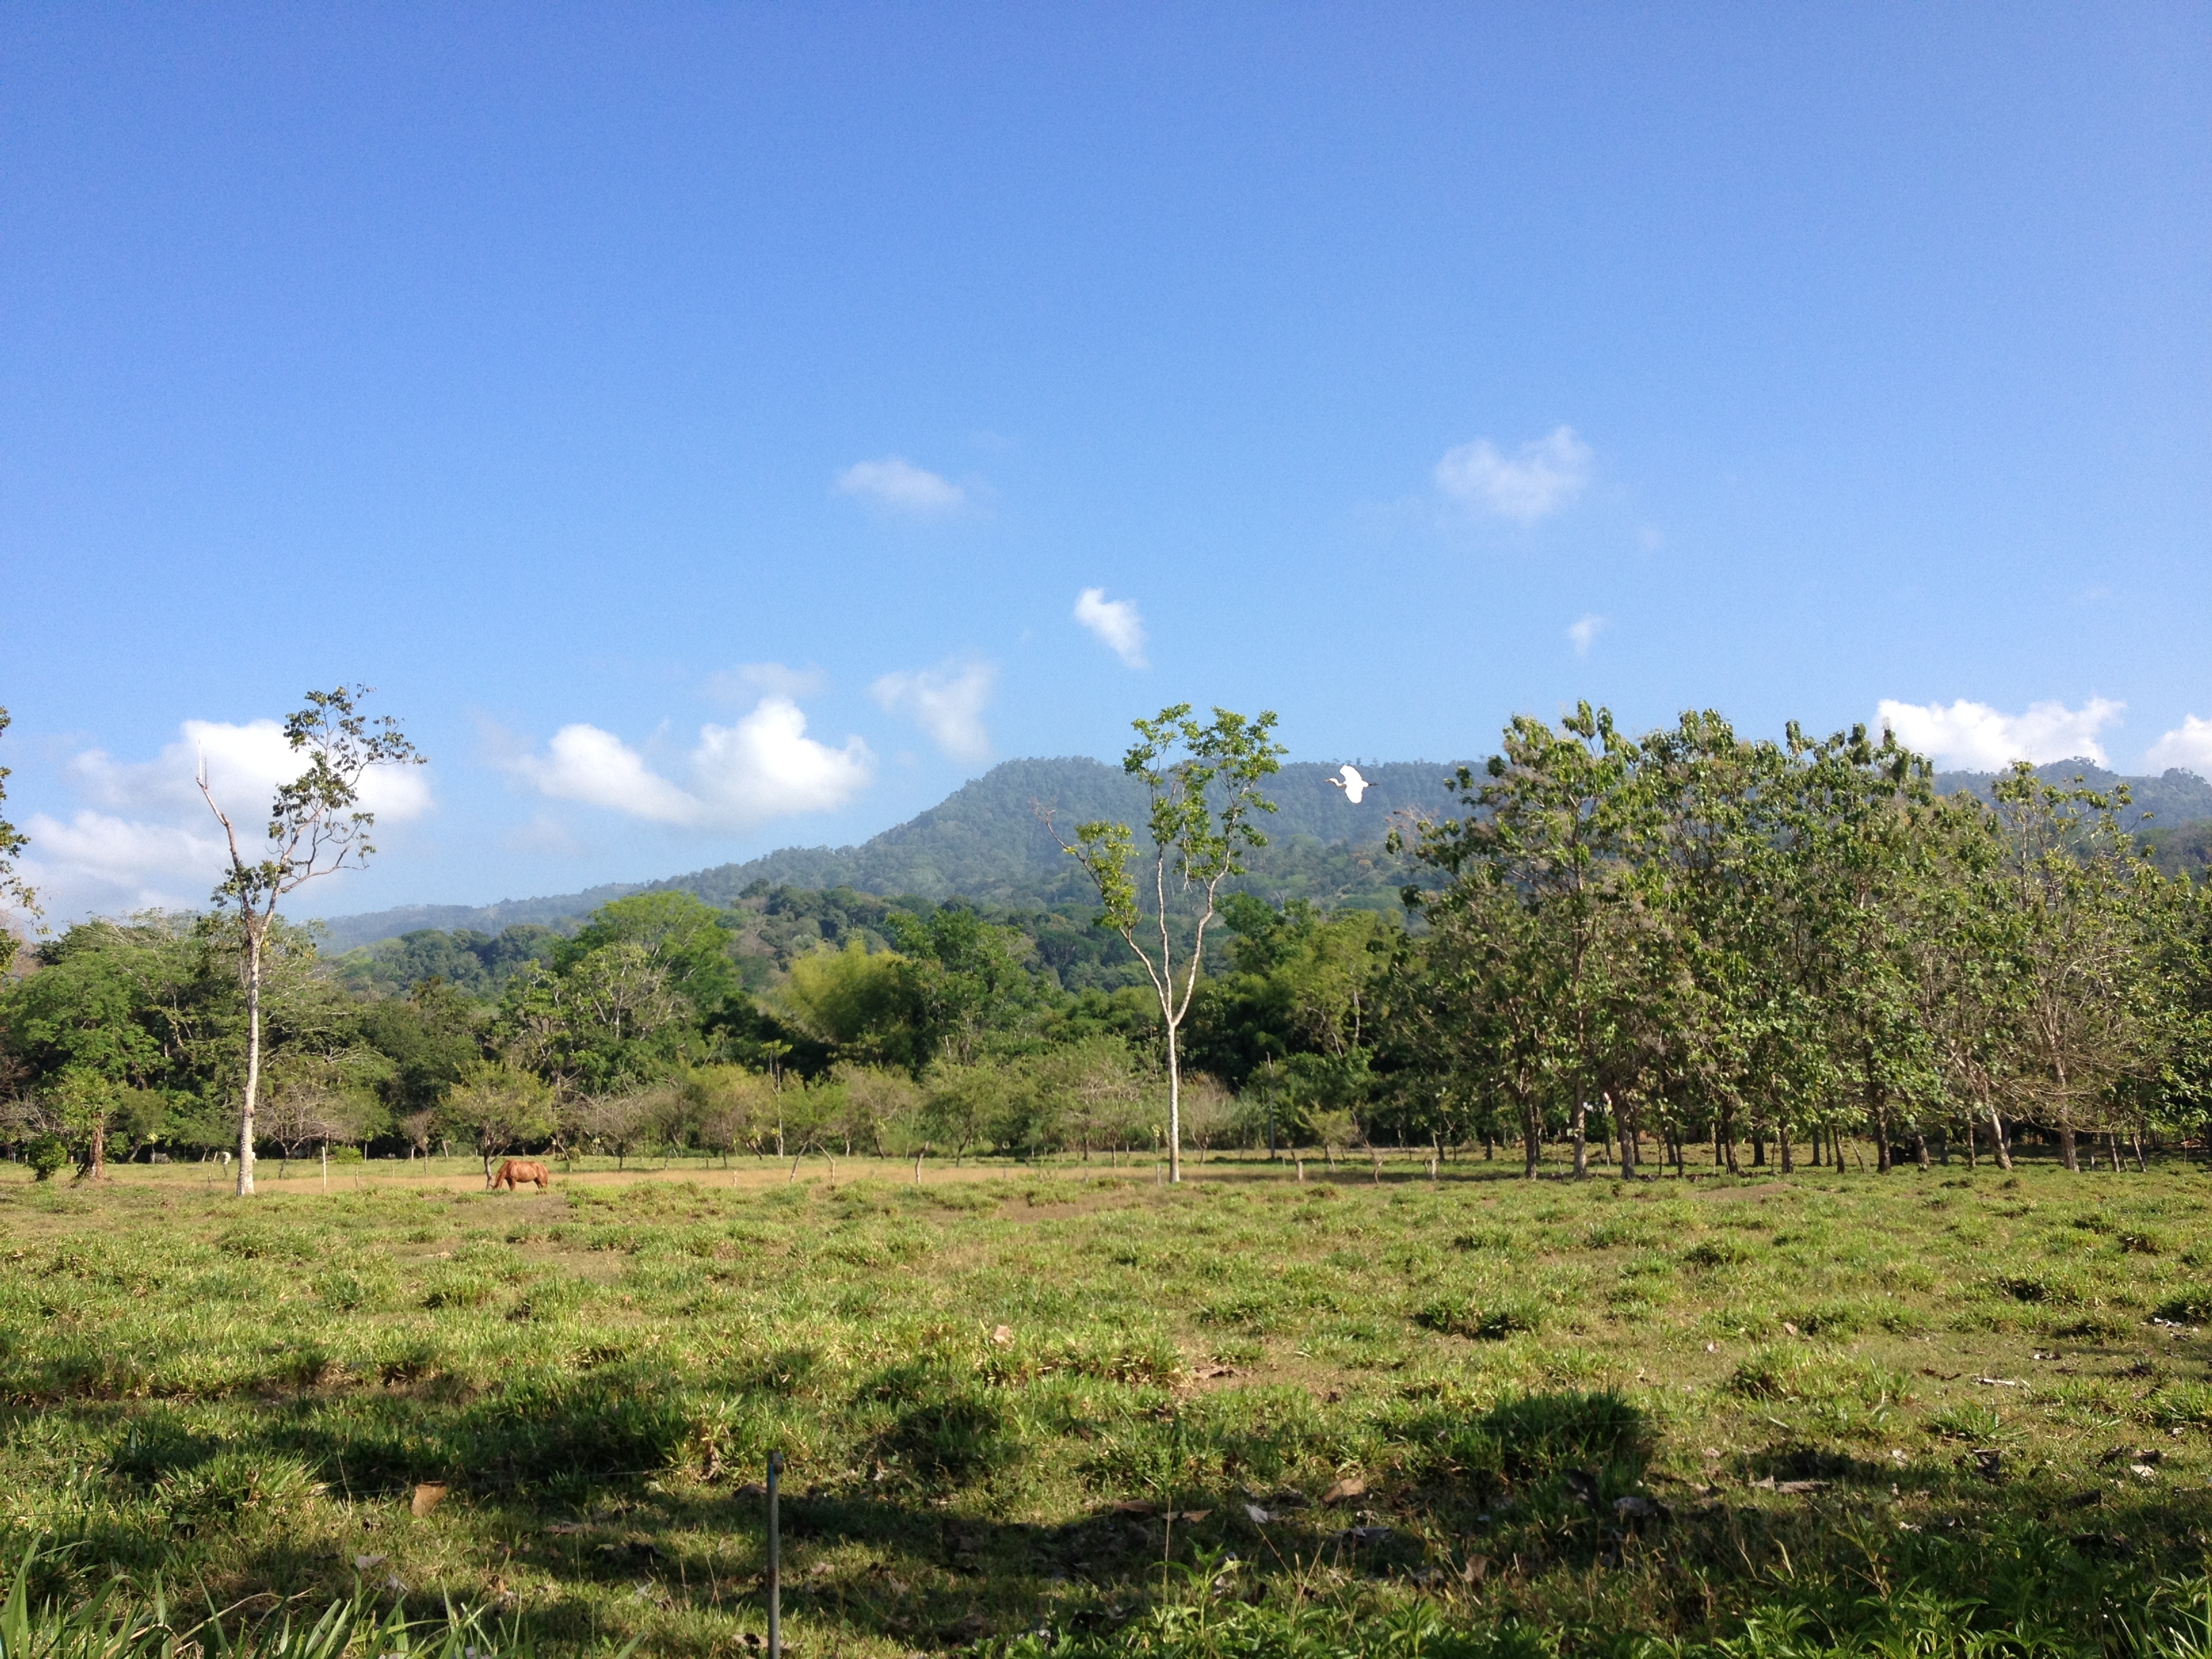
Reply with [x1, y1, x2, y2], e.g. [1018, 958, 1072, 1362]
[317, 754, 2212, 954]
[316, 757, 1465, 952]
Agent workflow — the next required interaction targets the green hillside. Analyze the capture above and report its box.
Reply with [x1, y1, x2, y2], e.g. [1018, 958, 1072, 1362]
[321, 752, 2212, 954]
[319, 756, 1459, 951]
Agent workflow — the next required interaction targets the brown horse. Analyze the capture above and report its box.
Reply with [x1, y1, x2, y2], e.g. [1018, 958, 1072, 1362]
[489, 1158, 552, 1192]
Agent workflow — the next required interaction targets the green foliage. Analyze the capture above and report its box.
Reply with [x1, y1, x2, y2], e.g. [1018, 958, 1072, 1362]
[0, 705, 35, 974]
[438, 1061, 556, 1170]
[24, 1132, 66, 1180]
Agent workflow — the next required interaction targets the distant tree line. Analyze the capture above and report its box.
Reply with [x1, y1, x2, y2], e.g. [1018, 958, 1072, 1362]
[1, 698, 2205, 1184]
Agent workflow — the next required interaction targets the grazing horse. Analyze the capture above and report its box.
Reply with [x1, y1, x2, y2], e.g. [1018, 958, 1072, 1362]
[489, 1158, 552, 1192]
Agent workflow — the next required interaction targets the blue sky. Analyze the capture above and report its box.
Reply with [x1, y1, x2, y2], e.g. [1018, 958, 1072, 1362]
[4, 4, 2208, 925]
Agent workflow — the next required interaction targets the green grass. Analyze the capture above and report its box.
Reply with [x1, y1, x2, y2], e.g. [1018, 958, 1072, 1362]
[2, 1149, 2211, 1655]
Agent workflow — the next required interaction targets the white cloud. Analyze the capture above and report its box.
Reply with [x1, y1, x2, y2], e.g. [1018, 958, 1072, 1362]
[18, 811, 230, 914]
[1073, 587, 1148, 668]
[1567, 614, 1606, 657]
[512, 724, 703, 825]
[70, 718, 431, 823]
[1435, 426, 1593, 523]
[836, 455, 966, 515]
[510, 697, 873, 832]
[15, 717, 434, 922]
[704, 661, 825, 703]
[871, 661, 997, 764]
[2145, 716, 2212, 776]
[1876, 697, 2126, 771]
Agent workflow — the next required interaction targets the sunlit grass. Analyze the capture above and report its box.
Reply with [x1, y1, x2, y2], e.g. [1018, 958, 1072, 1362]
[0, 1148, 2208, 1654]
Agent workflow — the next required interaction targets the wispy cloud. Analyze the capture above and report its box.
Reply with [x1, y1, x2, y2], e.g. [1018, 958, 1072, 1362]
[2146, 715, 2212, 776]
[1876, 697, 2125, 771]
[871, 661, 997, 764]
[1073, 588, 1147, 668]
[836, 456, 966, 516]
[1435, 426, 1593, 523]
[1567, 613, 1606, 657]
[509, 697, 872, 832]
[704, 661, 826, 703]
[16, 718, 434, 921]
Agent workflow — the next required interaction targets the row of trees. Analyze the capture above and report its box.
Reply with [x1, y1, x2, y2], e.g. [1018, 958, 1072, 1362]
[1384, 708, 2212, 1176]
[3, 693, 2207, 1187]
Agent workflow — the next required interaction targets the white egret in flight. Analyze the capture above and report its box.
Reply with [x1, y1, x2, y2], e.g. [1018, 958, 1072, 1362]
[1329, 764, 1370, 804]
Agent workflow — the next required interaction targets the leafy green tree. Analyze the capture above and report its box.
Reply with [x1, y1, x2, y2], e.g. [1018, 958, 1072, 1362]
[0, 705, 36, 972]
[1983, 764, 2166, 1171]
[441, 1061, 557, 1178]
[559, 892, 741, 1015]
[1, 919, 187, 1176]
[1054, 703, 1285, 1183]
[884, 904, 1040, 1064]
[779, 939, 924, 1071]
[199, 685, 421, 1195]
[918, 1061, 1015, 1164]
[503, 940, 686, 1094]
[356, 976, 485, 1118]
[1398, 705, 1644, 1177]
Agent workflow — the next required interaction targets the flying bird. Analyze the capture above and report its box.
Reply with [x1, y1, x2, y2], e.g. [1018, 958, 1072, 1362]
[1330, 764, 1370, 804]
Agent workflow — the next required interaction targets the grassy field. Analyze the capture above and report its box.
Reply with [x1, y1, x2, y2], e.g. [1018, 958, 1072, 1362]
[3, 1146, 2212, 1657]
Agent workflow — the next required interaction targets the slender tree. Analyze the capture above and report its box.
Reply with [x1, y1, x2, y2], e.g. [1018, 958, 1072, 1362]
[0, 706, 37, 973]
[1052, 703, 1284, 1183]
[199, 685, 421, 1195]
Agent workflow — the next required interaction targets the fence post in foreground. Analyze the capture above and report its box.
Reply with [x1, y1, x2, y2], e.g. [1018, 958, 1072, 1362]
[767, 1449, 783, 1659]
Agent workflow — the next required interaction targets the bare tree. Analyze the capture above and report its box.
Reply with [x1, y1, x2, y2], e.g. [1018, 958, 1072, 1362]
[199, 686, 421, 1196]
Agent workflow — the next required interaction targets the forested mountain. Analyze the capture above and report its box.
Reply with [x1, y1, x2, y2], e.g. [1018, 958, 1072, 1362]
[321, 757, 1463, 951]
[1930, 759, 2212, 828]
[323, 752, 2212, 954]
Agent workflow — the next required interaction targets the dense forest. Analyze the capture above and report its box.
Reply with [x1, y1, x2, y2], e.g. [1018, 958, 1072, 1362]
[3, 704, 2210, 1184]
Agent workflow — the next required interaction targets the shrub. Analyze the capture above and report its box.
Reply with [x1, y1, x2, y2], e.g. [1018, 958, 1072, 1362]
[24, 1134, 67, 1181]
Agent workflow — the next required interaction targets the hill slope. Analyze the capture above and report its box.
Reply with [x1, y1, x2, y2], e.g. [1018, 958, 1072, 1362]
[320, 753, 2212, 952]
[319, 757, 1464, 951]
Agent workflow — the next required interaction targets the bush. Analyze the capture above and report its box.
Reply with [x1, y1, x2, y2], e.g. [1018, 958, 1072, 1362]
[24, 1134, 67, 1181]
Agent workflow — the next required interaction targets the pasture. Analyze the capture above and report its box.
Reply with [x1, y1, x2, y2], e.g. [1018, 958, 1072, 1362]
[3, 1148, 2211, 1657]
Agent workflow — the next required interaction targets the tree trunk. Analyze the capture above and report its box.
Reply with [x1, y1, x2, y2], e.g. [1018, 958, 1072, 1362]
[1571, 1097, 1589, 1178]
[1871, 1088, 1892, 1173]
[2059, 1126, 2078, 1173]
[1166, 1021, 1183, 1185]
[1988, 1103, 2013, 1170]
[238, 925, 263, 1197]
[88, 1116, 107, 1183]
[1778, 1123, 1793, 1174]
[1912, 1133, 1931, 1170]
[1521, 1103, 1540, 1179]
